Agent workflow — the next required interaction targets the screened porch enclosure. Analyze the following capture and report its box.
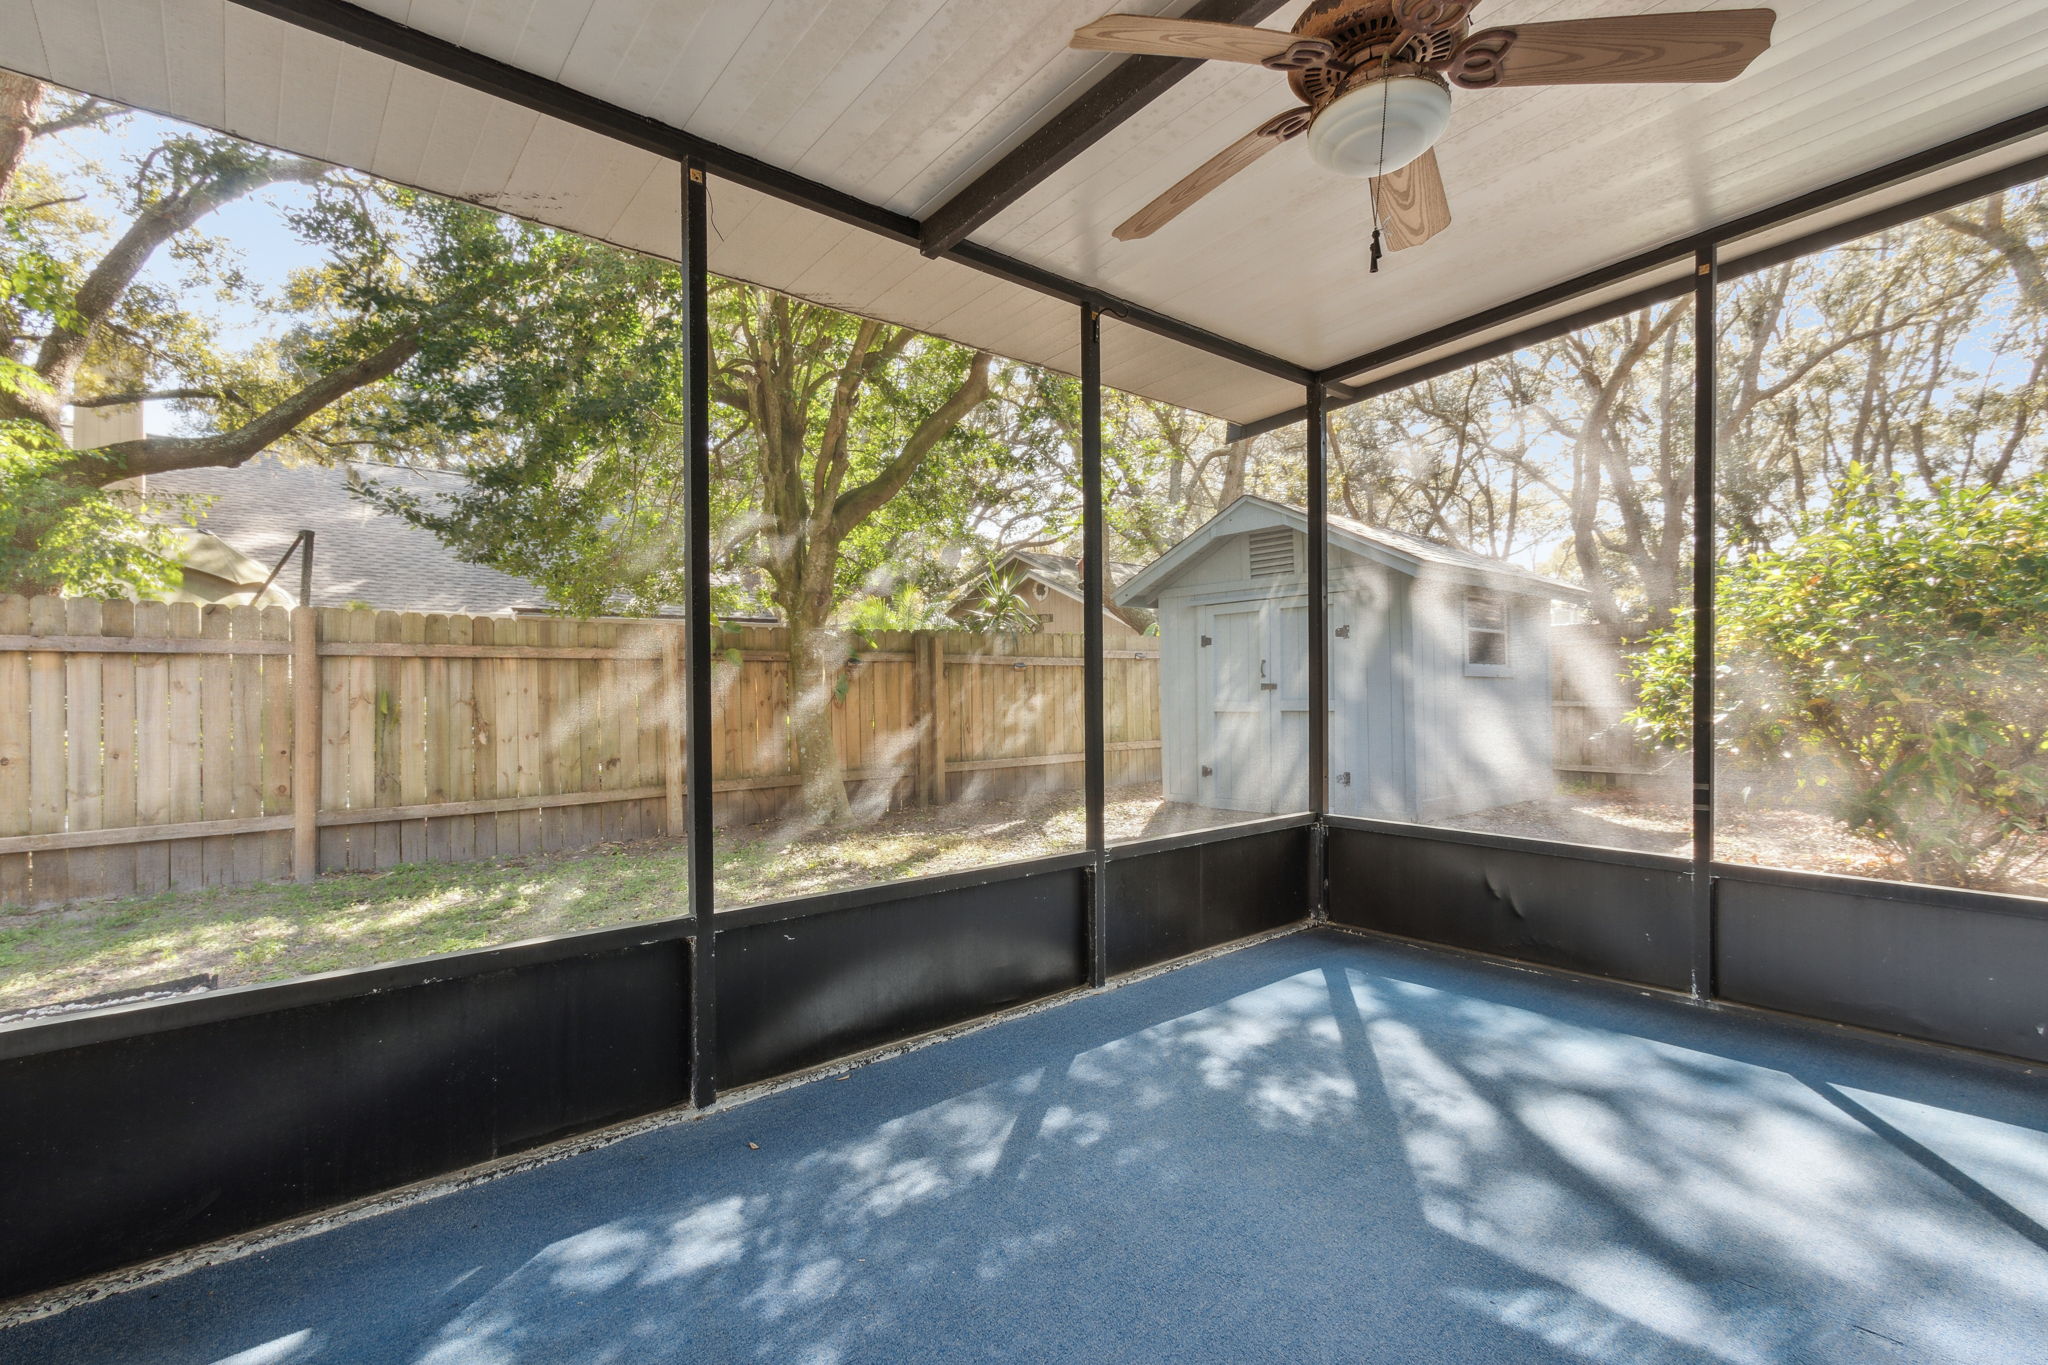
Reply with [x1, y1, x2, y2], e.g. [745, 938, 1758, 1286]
[4, 0, 2048, 1359]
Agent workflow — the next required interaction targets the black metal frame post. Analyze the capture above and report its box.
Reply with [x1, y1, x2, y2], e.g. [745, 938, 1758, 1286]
[1689, 246, 1718, 999]
[1305, 382, 1330, 918]
[1081, 304, 1108, 988]
[682, 161, 718, 1105]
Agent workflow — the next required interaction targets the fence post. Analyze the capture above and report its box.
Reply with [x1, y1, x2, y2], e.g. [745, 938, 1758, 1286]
[912, 631, 936, 806]
[929, 635, 949, 806]
[664, 624, 687, 837]
[290, 605, 321, 882]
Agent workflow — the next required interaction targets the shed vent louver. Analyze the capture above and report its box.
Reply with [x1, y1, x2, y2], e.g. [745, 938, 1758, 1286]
[1248, 528, 1297, 578]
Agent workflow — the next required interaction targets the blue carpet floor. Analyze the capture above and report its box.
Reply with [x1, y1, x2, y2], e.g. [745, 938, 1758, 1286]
[6, 928, 2048, 1364]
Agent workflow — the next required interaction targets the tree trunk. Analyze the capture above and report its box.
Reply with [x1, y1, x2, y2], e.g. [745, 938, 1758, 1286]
[785, 617, 853, 825]
[0, 72, 40, 202]
[1216, 437, 1250, 506]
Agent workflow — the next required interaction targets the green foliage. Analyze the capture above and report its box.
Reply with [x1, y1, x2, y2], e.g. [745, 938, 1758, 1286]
[0, 435, 181, 597]
[352, 193, 694, 615]
[0, 205, 74, 398]
[0, 204, 178, 596]
[841, 583, 950, 634]
[1633, 467, 2048, 885]
[953, 565, 1040, 634]
[369, 254, 1072, 629]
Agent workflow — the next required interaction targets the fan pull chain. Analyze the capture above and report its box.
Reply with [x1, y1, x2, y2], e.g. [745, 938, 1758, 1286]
[1369, 71, 1392, 274]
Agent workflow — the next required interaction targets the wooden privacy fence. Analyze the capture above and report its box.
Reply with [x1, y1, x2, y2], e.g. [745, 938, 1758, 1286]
[0, 597, 1160, 910]
[1550, 621, 1673, 786]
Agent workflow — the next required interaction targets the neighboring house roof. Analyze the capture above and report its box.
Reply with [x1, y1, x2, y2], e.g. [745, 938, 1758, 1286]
[1117, 495, 1586, 609]
[997, 550, 1146, 602]
[157, 526, 277, 592]
[953, 550, 1152, 631]
[137, 457, 552, 615]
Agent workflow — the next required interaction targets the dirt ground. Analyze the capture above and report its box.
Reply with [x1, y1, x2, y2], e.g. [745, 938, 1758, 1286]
[1443, 787, 2048, 897]
[0, 783, 1248, 1018]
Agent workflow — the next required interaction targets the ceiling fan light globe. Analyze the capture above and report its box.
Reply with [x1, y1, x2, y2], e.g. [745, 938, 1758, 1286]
[1305, 76, 1453, 179]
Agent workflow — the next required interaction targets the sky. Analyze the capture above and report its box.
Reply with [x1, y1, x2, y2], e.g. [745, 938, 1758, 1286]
[39, 107, 335, 433]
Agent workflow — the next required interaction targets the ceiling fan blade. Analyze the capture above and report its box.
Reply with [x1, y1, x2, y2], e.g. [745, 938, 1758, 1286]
[1072, 16, 1337, 71]
[1371, 149, 1452, 251]
[1114, 108, 1311, 241]
[1448, 9, 1775, 88]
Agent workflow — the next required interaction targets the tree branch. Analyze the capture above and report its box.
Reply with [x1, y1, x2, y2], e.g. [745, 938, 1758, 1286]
[70, 387, 220, 408]
[831, 350, 993, 533]
[87, 329, 423, 481]
[16, 152, 333, 425]
[31, 99, 120, 140]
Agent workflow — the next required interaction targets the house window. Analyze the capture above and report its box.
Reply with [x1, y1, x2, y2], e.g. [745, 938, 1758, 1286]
[1464, 591, 1511, 676]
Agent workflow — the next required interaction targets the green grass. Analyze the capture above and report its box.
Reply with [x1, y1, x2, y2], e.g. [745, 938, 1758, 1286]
[0, 786, 1237, 1016]
[0, 848, 689, 1012]
[0, 805, 1041, 1015]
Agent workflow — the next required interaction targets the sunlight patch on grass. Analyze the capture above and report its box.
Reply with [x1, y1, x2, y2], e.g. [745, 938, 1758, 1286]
[0, 785, 1227, 1015]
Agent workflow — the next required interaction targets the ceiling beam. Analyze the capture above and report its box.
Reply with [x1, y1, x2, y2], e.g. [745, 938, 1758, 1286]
[224, 0, 1312, 387]
[916, 0, 1293, 258]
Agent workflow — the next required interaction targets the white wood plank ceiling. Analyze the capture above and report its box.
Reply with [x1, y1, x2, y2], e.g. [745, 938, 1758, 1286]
[3, 0, 2045, 425]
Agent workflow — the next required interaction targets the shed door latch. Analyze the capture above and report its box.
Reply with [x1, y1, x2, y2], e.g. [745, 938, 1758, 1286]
[1337, 771, 1352, 786]
[1200, 764, 1214, 777]
[1334, 624, 1351, 638]
[1200, 634, 1212, 646]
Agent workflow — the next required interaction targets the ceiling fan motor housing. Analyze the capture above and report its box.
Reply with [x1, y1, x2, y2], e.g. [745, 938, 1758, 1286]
[1305, 72, 1453, 177]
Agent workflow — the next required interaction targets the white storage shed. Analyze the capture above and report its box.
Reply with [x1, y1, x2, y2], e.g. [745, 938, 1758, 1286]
[1116, 496, 1585, 822]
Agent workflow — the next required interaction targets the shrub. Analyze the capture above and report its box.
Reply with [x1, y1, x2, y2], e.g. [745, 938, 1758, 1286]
[1633, 467, 2048, 887]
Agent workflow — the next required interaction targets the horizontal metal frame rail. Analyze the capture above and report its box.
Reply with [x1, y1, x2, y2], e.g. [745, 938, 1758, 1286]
[1324, 812, 1692, 875]
[1105, 812, 1317, 862]
[1151, 130, 2048, 440]
[0, 912, 701, 1062]
[711, 850, 1099, 930]
[1708, 860, 2048, 923]
[222, 0, 1310, 387]
[1320, 918, 2048, 1083]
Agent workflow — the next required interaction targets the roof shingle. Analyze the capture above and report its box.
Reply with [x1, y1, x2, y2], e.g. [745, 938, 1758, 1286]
[140, 458, 551, 615]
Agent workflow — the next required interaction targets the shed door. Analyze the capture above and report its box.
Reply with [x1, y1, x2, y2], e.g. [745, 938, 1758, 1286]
[1197, 599, 1306, 814]
[1198, 602, 1267, 810]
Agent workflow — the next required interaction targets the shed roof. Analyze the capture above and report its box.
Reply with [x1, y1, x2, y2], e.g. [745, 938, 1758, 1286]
[1115, 494, 1584, 608]
[140, 458, 552, 615]
[7, 1, 2043, 430]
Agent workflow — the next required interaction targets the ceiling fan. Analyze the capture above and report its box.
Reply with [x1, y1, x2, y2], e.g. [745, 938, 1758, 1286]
[1073, 1, 1775, 254]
